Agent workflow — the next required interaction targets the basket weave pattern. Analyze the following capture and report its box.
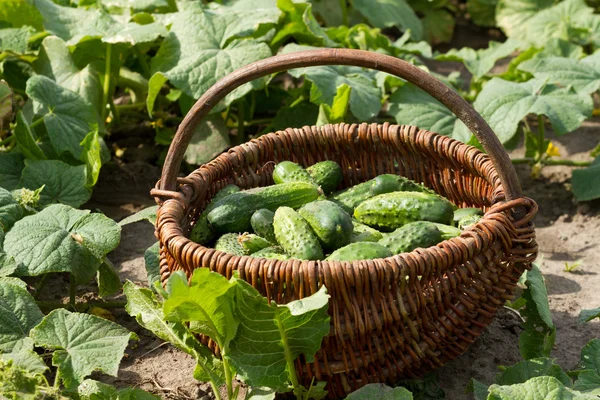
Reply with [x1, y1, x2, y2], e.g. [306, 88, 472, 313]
[153, 122, 538, 397]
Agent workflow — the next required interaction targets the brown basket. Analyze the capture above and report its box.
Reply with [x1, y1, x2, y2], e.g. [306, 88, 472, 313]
[151, 49, 538, 398]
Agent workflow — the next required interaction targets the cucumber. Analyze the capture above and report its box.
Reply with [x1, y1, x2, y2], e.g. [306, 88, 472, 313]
[207, 182, 320, 234]
[453, 207, 483, 225]
[329, 174, 432, 214]
[214, 233, 245, 256]
[251, 246, 290, 260]
[379, 221, 442, 255]
[351, 220, 384, 242]
[190, 184, 241, 244]
[458, 214, 482, 229]
[238, 233, 272, 254]
[326, 242, 392, 261]
[430, 223, 462, 240]
[306, 161, 343, 194]
[298, 200, 353, 251]
[273, 207, 324, 260]
[354, 191, 454, 231]
[273, 161, 316, 185]
[250, 209, 276, 243]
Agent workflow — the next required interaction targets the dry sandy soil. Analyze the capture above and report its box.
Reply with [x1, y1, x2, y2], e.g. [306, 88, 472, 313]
[80, 114, 600, 399]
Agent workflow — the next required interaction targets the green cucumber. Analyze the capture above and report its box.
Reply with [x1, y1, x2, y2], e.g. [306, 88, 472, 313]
[273, 161, 316, 185]
[351, 220, 384, 242]
[430, 223, 462, 240]
[214, 233, 245, 256]
[453, 207, 483, 225]
[238, 233, 272, 254]
[458, 214, 482, 229]
[190, 184, 241, 244]
[379, 221, 442, 255]
[326, 242, 392, 261]
[329, 174, 432, 214]
[273, 207, 324, 260]
[250, 209, 276, 243]
[354, 191, 454, 231]
[298, 200, 353, 251]
[207, 182, 320, 234]
[251, 246, 290, 260]
[306, 161, 343, 194]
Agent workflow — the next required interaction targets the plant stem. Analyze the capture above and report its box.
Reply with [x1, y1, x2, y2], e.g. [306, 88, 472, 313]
[28, 31, 49, 44]
[537, 114, 545, 162]
[274, 310, 301, 394]
[0, 135, 15, 147]
[30, 117, 45, 130]
[221, 352, 234, 399]
[289, 95, 305, 108]
[339, 0, 348, 25]
[134, 47, 151, 79]
[210, 381, 222, 400]
[101, 43, 113, 122]
[109, 98, 121, 125]
[114, 102, 147, 111]
[34, 274, 50, 300]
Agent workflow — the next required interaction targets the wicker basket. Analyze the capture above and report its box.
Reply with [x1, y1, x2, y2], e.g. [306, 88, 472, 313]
[151, 49, 538, 398]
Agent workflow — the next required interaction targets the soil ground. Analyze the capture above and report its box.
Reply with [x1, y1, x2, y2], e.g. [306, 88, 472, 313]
[85, 116, 600, 399]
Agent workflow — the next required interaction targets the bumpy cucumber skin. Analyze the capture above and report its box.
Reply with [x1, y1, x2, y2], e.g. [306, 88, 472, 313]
[306, 161, 343, 194]
[214, 233, 245, 256]
[326, 242, 392, 261]
[430, 223, 462, 240]
[190, 184, 241, 244]
[273, 161, 316, 185]
[379, 221, 442, 255]
[453, 207, 483, 224]
[238, 233, 272, 254]
[354, 191, 454, 231]
[207, 182, 320, 234]
[351, 220, 384, 242]
[329, 174, 433, 214]
[250, 209, 276, 243]
[298, 200, 353, 251]
[458, 214, 482, 229]
[273, 207, 324, 260]
[251, 246, 290, 260]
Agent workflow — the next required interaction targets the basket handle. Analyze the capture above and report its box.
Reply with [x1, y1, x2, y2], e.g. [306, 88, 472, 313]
[160, 48, 523, 201]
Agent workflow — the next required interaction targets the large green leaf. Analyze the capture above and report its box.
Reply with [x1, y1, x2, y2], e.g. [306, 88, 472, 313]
[0, 187, 23, 232]
[150, 1, 271, 105]
[0, 280, 43, 353]
[34, 36, 103, 114]
[581, 339, 600, 374]
[436, 38, 521, 78]
[496, 0, 554, 39]
[421, 9, 455, 45]
[30, 309, 134, 389]
[467, 0, 498, 27]
[184, 115, 230, 165]
[0, 230, 17, 277]
[78, 379, 160, 400]
[496, 358, 572, 387]
[519, 54, 600, 95]
[388, 83, 470, 142]
[4, 204, 121, 283]
[20, 160, 91, 208]
[352, 0, 422, 41]
[0, 0, 43, 30]
[208, 0, 282, 40]
[14, 112, 46, 161]
[345, 383, 413, 399]
[572, 157, 600, 202]
[228, 280, 330, 391]
[26, 75, 96, 159]
[96, 259, 121, 299]
[0, 153, 24, 191]
[272, 0, 338, 48]
[0, 27, 31, 54]
[123, 281, 225, 385]
[573, 370, 600, 395]
[487, 376, 594, 400]
[579, 307, 600, 323]
[472, 78, 592, 143]
[0, 349, 48, 375]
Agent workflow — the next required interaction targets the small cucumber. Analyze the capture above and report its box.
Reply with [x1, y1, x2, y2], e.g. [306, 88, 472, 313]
[351, 220, 384, 242]
[430, 223, 462, 240]
[251, 246, 290, 260]
[207, 182, 320, 234]
[326, 242, 392, 261]
[298, 200, 353, 252]
[238, 233, 272, 254]
[458, 214, 482, 229]
[273, 207, 324, 260]
[354, 191, 454, 231]
[306, 161, 343, 194]
[273, 161, 316, 185]
[453, 207, 483, 225]
[190, 184, 241, 244]
[379, 221, 442, 255]
[214, 233, 245, 256]
[250, 209, 276, 243]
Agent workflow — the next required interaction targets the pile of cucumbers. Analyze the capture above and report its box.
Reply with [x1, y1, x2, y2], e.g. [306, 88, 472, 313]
[190, 160, 483, 261]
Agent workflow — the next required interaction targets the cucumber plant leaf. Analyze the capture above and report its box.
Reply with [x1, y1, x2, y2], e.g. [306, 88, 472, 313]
[487, 376, 591, 399]
[472, 78, 592, 144]
[30, 309, 135, 389]
[0, 0, 43, 30]
[0, 26, 32, 54]
[0, 81, 13, 134]
[3, 204, 121, 283]
[496, 358, 572, 387]
[352, 0, 422, 41]
[97, 258, 122, 299]
[579, 307, 600, 324]
[518, 55, 600, 95]
[0, 153, 24, 191]
[316, 83, 351, 126]
[272, 0, 338, 48]
[208, 0, 283, 40]
[184, 115, 230, 166]
[581, 339, 600, 374]
[421, 9, 455, 45]
[80, 128, 102, 188]
[20, 160, 91, 207]
[150, 1, 271, 106]
[572, 157, 600, 202]
[0, 349, 48, 375]
[467, 0, 498, 27]
[345, 383, 413, 399]
[227, 280, 330, 391]
[388, 83, 470, 142]
[466, 378, 489, 400]
[26, 75, 97, 160]
[0, 230, 17, 277]
[14, 112, 46, 161]
[78, 379, 160, 399]
[496, 0, 555, 39]
[143, 242, 160, 289]
[0, 280, 43, 353]
[573, 370, 600, 395]
[119, 206, 158, 227]
[0, 187, 23, 232]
